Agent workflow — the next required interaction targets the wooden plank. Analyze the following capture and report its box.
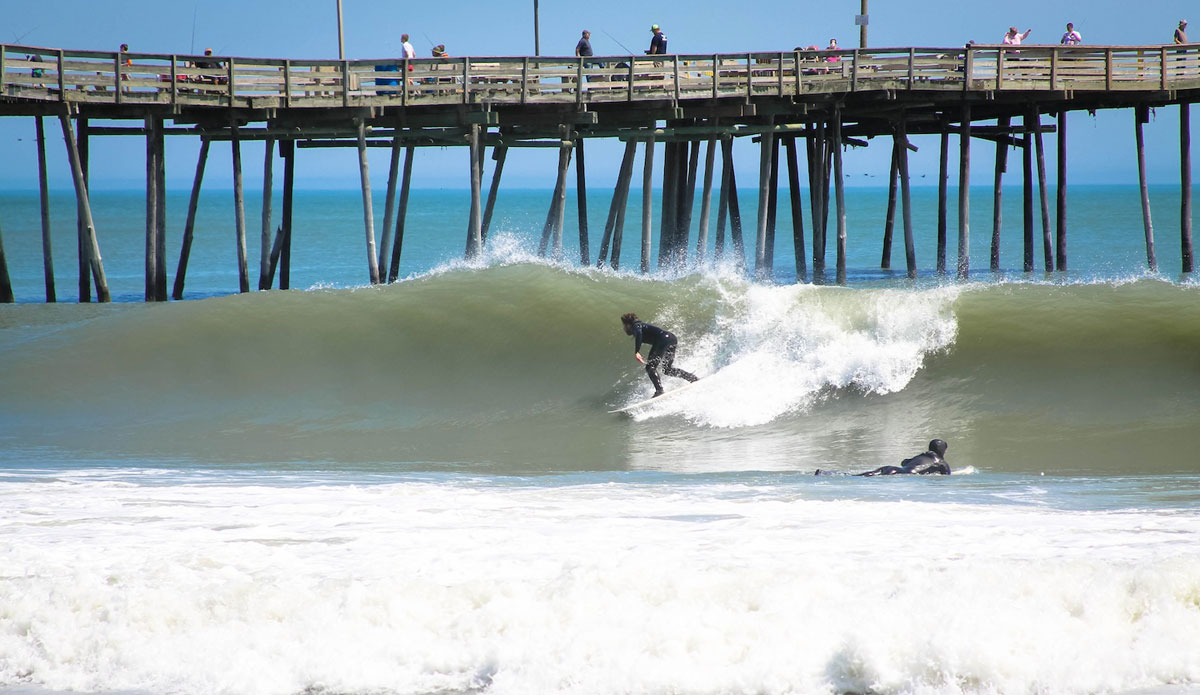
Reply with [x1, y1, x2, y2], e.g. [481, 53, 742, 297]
[35, 116, 56, 302]
[784, 135, 806, 282]
[356, 118, 380, 282]
[466, 124, 483, 259]
[1182, 102, 1194, 273]
[1056, 110, 1067, 271]
[958, 102, 971, 279]
[1135, 107, 1157, 272]
[59, 112, 109, 302]
[231, 124, 249, 293]
[641, 138, 654, 273]
[832, 108, 846, 284]
[388, 146, 415, 283]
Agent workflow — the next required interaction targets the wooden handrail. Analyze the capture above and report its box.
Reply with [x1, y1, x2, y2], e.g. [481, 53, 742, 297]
[3, 42, 1200, 110]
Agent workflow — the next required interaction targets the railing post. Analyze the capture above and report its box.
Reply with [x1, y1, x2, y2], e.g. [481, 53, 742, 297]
[794, 50, 802, 95]
[997, 47, 1005, 89]
[56, 49, 65, 99]
[1105, 49, 1113, 91]
[627, 60, 634, 102]
[1161, 46, 1169, 91]
[463, 57, 471, 104]
[577, 56, 584, 105]
[907, 48, 915, 89]
[851, 49, 858, 91]
[170, 55, 177, 107]
[0, 45, 6, 92]
[522, 57, 530, 104]
[284, 59, 292, 107]
[401, 58, 408, 106]
[746, 52, 752, 99]
[964, 46, 974, 91]
[673, 55, 680, 101]
[341, 59, 349, 107]
[114, 52, 122, 104]
[228, 57, 237, 104]
[1050, 47, 1058, 90]
[713, 53, 719, 99]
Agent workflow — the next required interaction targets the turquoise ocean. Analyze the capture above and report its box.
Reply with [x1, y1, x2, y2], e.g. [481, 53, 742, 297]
[1, 184, 1199, 695]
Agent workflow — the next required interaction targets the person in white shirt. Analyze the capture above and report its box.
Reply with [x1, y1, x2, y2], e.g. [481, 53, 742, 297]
[401, 34, 415, 59]
[1003, 27, 1032, 45]
[1060, 23, 1082, 45]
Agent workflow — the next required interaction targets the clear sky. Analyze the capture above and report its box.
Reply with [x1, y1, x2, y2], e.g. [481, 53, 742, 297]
[1, 0, 1197, 190]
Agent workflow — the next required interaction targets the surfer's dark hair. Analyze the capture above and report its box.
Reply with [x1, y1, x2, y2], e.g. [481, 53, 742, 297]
[621, 313, 639, 326]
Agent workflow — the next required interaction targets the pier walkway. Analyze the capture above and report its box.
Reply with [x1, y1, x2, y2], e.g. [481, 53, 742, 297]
[1, 42, 1198, 301]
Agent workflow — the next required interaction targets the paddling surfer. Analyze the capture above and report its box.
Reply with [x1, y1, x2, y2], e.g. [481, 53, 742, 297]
[620, 313, 699, 397]
[815, 439, 951, 476]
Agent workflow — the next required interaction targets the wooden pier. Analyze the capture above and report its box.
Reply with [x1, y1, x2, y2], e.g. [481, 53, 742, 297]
[1, 41, 1199, 302]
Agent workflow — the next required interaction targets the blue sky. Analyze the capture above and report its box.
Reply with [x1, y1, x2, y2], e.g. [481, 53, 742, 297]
[2, 0, 1197, 190]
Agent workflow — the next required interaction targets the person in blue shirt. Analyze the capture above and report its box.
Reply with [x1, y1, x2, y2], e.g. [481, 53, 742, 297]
[621, 313, 698, 397]
[646, 25, 667, 55]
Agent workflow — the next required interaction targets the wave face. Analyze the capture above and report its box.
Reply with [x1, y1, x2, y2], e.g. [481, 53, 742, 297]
[3, 263, 1200, 474]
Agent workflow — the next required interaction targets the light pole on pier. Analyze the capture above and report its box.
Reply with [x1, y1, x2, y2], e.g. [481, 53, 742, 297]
[336, 0, 345, 59]
[534, 0, 541, 55]
[857, 0, 868, 49]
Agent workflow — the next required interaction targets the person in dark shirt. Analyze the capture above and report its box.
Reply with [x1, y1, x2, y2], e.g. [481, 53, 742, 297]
[646, 24, 667, 55]
[816, 439, 951, 476]
[621, 312, 699, 397]
[576, 30, 593, 58]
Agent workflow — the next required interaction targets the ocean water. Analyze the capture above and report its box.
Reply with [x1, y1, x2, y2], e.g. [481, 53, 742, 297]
[1, 185, 1199, 695]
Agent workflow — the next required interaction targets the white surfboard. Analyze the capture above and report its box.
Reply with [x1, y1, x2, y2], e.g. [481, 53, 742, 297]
[608, 378, 703, 414]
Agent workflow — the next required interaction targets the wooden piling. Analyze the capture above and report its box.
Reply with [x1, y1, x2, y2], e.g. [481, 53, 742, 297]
[1033, 108, 1053, 272]
[881, 141, 898, 270]
[0, 218, 11, 303]
[76, 117, 91, 302]
[598, 139, 636, 269]
[259, 137, 275, 290]
[725, 142, 747, 269]
[59, 112, 109, 302]
[376, 137, 401, 275]
[1181, 102, 1194, 273]
[808, 121, 828, 278]
[1135, 106, 1157, 271]
[715, 135, 732, 261]
[144, 121, 157, 301]
[356, 118, 381, 283]
[957, 101, 971, 279]
[895, 121, 916, 279]
[154, 118, 167, 300]
[677, 139, 701, 267]
[231, 123, 250, 293]
[481, 145, 507, 244]
[280, 140, 295, 289]
[540, 129, 572, 260]
[146, 116, 159, 301]
[766, 135, 780, 273]
[832, 108, 847, 285]
[755, 120, 775, 279]
[991, 115, 1010, 271]
[695, 137, 717, 264]
[657, 141, 680, 268]
[575, 135, 589, 266]
[1056, 110, 1067, 271]
[1022, 112, 1034, 272]
[387, 145, 415, 282]
[784, 136, 807, 283]
[641, 138, 655, 274]
[937, 126, 949, 274]
[466, 124, 484, 259]
[35, 116, 55, 302]
[172, 139, 210, 300]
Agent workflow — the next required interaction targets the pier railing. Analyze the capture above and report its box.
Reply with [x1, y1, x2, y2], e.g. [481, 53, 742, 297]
[3, 43, 1200, 109]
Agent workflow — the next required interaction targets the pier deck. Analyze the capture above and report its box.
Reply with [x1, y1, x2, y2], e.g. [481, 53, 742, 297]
[1, 42, 1198, 301]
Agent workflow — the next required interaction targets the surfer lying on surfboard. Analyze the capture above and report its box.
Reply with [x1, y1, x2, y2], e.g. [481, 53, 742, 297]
[620, 313, 699, 397]
[815, 439, 952, 476]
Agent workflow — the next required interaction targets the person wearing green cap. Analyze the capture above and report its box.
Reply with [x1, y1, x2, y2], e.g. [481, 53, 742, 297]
[646, 24, 667, 55]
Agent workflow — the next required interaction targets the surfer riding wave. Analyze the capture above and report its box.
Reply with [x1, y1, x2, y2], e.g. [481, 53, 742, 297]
[620, 313, 699, 397]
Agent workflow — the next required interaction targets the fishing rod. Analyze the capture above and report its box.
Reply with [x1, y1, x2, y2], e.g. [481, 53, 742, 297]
[190, 5, 198, 54]
[601, 29, 634, 55]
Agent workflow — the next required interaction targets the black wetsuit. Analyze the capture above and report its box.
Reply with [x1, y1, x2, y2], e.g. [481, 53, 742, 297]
[857, 446, 950, 476]
[631, 321, 698, 395]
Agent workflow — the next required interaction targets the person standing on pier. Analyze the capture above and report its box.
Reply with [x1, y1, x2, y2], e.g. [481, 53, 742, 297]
[1003, 27, 1031, 45]
[1175, 20, 1189, 45]
[401, 34, 415, 59]
[1060, 23, 1082, 45]
[620, 313, 699, 397]
[646, 24, 667, 55]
